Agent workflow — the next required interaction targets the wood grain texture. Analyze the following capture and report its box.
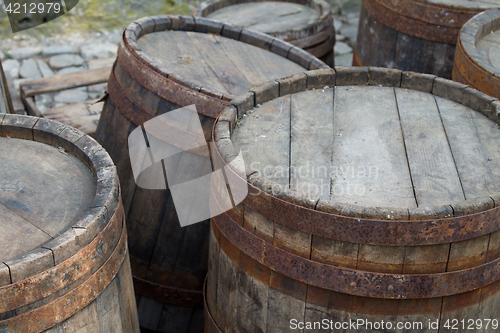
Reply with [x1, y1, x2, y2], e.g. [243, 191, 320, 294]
[355, 4, 458, 78]
[136, 31, 306, 99]
[0, 137, 95, 261]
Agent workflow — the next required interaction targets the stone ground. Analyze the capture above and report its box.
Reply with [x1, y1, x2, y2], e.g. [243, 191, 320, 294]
[0, 0, 361, 114]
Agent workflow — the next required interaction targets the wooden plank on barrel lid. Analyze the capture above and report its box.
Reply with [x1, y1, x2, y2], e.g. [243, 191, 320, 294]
[212, 34, 306, 89]
[266, 271, 307, 332]
[233, 95, 291, 186]
[436, 96, 497, 198]
[273, 88, 335, 259]
[395, 88, 465, 207]
[331, 86, 416, 208]
[289, 88, 334, 200]
[136, 31, 231, 96]
[187, 32, 253, 98]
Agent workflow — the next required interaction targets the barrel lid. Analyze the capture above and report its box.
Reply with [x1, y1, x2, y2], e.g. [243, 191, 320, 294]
[122, 15, 328, 105]
[0, 114, 118, 283]
[0, 137, 95, 263]
[460, 8, 500, 78]
[214, 67, 500, 245]
[195, 0, 332, 40]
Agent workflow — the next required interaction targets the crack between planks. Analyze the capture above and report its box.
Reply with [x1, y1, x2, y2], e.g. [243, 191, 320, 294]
[434, 96, 468, 202]
[0, 199, 54, 240]
[393, 88, 419, 208]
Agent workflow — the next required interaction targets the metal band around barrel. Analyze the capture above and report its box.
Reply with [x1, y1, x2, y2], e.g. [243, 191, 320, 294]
[212, 210, 500, 299]
[134, 276, 204, 308]
[238, 171, 500, 246]
[118, 41, 230, 120]
[363, 0, 473, 44]
[0, 215, 128, 332]
[454, 36, 500, 101]
[352, 49, 363, 66]
[203, 278, 223, 333]
[0, 201, 124, 314]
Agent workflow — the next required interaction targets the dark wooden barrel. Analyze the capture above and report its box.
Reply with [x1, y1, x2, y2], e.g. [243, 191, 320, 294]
[0, 114, 139, 332]
[354, 0, 500, 79]
[453, 8, 500, 100]
[94, 15, 328, 332]
[208, 67, 500, 332]
[194, 0, 335, 67]
[0, 59, 13, 114]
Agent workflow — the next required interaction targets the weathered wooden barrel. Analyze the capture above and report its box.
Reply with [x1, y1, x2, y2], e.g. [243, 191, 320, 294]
[194, 0, 335, 67]
[0, 114, 139, 332]
[453, 8, 500, 100]
[354, 0, 500, 79]
[94, 15, 328, 332]
[208, 67, 500, 332]
[0, 59, 13, 114]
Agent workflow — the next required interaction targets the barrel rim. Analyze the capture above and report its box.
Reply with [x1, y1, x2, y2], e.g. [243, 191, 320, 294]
[214, 67, 500, 224]
[121, 15, 329, 105]
[0, 114, 119, 285]
[459, 8, 500, 80]
[193, 0, 334, 44]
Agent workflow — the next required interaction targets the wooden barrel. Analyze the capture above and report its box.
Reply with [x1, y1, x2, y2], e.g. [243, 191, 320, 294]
[0, 59, 13, 114]
[208, 66, 500, 332]
[194, 0, 335, 67]
[0, 114, 139, 332]
[354, 0, 500, 79]
[94, 15, 328, 332]
[453, 8, 500, 100]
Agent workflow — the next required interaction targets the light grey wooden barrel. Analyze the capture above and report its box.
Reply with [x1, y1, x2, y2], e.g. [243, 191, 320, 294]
[208, 67, 500, 332]
[0, 114, 139, 332]
[453, 8, 500, 100]
[94, 15, 327, 333]
[355, 0, 500, 79]
[194, 0, 335, 67]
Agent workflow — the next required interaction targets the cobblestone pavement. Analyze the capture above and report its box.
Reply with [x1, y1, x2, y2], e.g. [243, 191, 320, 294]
[0, 0, 361, 113]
